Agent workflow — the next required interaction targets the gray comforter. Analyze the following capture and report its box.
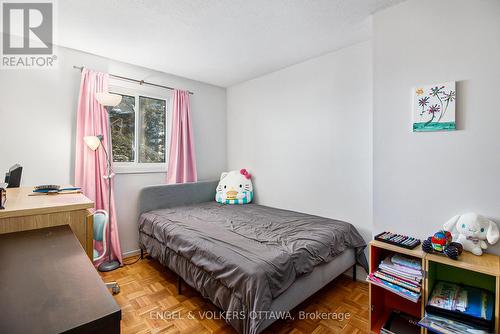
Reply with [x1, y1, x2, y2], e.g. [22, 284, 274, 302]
[139, 202, 367, 334]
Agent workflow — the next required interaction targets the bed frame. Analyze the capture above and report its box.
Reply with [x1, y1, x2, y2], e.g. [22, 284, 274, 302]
[138, 180, 357, 332]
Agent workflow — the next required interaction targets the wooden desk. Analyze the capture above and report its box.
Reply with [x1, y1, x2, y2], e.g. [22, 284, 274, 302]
[0, 226, 121, 333]
[0, 187, 94, 259]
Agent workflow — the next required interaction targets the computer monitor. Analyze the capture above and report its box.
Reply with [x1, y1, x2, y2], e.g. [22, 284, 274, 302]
[5, 164, 22, 188]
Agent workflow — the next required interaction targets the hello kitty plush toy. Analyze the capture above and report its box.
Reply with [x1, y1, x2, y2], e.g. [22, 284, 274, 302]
[215, 169, 253, 204]
[443, 213, 499, 256]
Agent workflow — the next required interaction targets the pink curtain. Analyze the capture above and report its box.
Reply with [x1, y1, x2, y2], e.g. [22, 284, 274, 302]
[166, 89, 197, 183]
[75, 69, 122, 266]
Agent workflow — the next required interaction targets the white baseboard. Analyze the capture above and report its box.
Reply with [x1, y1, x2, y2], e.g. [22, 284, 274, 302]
[343, 264, 368, 282]
[122, 249, 141, 258]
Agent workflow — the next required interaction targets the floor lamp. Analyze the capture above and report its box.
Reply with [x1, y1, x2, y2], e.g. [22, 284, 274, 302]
[83, 92, 122, 272]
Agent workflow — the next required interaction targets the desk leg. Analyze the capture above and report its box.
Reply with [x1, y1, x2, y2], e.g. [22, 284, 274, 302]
[496, 276, 499, 334]
[86, 212, 94, 261]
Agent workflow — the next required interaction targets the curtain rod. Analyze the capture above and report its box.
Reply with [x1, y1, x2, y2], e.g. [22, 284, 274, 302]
[73, 66, 194, 95]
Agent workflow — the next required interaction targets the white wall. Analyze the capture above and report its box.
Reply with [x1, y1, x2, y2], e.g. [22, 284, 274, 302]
[4, 0, 497, 260]
[227, 41, 373, 256]
[0, 46, 227, 255]
[373, 0, 500, 253]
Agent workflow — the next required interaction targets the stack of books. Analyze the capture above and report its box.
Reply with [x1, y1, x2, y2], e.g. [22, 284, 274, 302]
[367, 254, 422, 302]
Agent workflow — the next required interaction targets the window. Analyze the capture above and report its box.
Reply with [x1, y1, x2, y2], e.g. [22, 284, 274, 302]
[138, 96, 166, 163]
[109, 95, 135, 162]
[108, 85, 168, 173]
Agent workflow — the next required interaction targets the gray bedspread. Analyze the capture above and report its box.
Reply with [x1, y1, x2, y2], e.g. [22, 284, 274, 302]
[139, 202, 367, 334]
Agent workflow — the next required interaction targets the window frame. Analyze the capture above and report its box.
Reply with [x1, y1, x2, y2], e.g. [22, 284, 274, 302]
[109, 79, 171, 174]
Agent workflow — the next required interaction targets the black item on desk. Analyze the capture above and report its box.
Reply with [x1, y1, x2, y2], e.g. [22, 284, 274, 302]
[33, 184, 60, 192]
[0, 183, 6, 209]
[4, 164, 22, 188]
[381, 310, 420, 334]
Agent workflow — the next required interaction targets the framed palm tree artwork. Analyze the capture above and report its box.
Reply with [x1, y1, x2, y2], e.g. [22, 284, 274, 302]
[413, 81, 456, 132]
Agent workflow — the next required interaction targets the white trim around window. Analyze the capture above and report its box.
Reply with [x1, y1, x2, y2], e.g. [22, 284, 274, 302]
[109, 78, 172, 174]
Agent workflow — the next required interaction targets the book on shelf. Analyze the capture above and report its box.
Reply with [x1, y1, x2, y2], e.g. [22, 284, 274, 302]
[366, 273, 421, 303]
[391, 254, 422, 271]
[367, 254, 423, 303]
[418, 314, 492, 334]
[425, 281, 495, 331]
[373, 271, 421, 293]
[379, 257, 422, 282]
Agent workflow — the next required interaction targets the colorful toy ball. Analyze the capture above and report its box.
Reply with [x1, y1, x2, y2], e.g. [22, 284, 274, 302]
[430, 230, 452, 252]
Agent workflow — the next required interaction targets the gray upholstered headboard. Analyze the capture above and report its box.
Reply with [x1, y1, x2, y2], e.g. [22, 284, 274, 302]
[138, 180, 219, 215]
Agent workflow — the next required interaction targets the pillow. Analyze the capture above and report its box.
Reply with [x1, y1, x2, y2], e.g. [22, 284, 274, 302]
[215, 169, 253, 204]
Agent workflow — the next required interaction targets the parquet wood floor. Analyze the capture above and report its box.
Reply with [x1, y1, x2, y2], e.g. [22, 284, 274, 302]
[100, 256, 369, 334]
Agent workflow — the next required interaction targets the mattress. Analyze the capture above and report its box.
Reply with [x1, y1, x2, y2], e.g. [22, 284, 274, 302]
[262, 248, 356, 331]
[139, 201, 367, 334]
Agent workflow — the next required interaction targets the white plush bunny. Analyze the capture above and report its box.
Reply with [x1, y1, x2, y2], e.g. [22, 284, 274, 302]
[443, 213, 499, 256]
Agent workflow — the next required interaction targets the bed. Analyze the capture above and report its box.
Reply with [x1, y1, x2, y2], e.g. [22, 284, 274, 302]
[138, 180, 367, 334]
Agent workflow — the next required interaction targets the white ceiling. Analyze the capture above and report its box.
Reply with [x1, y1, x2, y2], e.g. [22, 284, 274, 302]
[58, 0, 404, 87]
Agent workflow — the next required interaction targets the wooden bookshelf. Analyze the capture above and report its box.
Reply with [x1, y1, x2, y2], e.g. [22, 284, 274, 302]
[368, 240, 425, 333]
[425, 251, 500, 334]
[425, 251, 500, 277]
[369, 239, 500, 333]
